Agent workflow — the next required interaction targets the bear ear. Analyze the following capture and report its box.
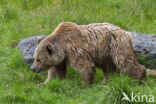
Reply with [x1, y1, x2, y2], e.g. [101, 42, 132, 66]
[37, 37, 42, 44]
[46, 43, 54, 55]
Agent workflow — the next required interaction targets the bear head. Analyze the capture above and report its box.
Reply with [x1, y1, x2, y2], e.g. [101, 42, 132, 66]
[30, 39, 65, 73]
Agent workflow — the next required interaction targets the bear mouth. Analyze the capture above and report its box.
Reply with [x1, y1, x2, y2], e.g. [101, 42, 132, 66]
[33, 68, 42, 73]
[36, 69, 42, 73]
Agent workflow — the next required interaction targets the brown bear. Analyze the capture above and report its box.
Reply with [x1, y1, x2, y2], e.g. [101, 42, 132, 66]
[30, 22, 156, 86]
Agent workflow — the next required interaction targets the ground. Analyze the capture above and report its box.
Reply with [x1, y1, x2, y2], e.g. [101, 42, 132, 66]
[0, 0, 156, 104]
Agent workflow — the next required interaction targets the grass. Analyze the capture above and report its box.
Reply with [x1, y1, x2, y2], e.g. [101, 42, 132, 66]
[0, 0, 156, 103]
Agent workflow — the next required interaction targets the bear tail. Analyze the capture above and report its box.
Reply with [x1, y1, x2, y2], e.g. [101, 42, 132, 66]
[147, 69, 156, 77]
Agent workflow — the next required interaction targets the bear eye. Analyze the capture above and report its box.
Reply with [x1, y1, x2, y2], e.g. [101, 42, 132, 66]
[36, 59, 41, 62]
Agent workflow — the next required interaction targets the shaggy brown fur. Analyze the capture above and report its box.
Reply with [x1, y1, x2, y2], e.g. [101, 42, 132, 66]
[30, 22, 155, 85]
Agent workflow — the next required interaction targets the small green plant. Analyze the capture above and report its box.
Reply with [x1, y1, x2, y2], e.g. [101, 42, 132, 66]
[3, 6, 19, 21]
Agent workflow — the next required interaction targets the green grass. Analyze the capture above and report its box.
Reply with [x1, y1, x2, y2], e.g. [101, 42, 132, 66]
[0, 0, 156, 103]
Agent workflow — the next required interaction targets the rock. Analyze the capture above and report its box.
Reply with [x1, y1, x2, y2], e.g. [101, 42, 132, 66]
[130, 32, 156, 69]
[18, 32, 156, 68]
[130, 32, 156, 59]
[18, 35, 47, 66]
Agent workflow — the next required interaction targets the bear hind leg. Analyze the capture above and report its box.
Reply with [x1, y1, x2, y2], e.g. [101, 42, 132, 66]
[101, 64, 116, 85]
[113, 54, 147, 81]
[79, 67, 96, 85]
